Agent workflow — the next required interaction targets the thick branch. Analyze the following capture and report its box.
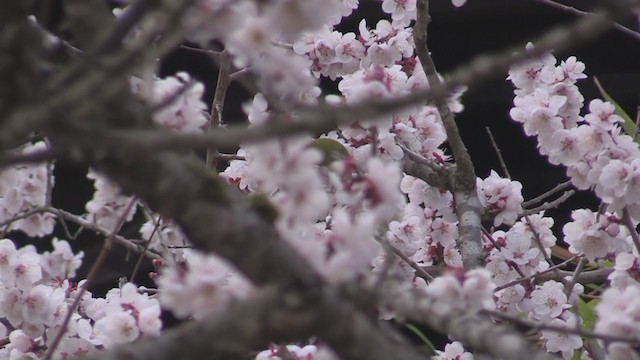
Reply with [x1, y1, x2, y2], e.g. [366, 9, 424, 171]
[414, 0, 483, 269]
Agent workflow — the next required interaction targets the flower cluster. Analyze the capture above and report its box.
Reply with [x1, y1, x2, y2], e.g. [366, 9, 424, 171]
[433, 341, 473, 360]
[384, 175, 459, 271]
[477, 171, 524, 226]
[155, 250, 252, 320]
[508, 46, 640, 359]
[255, 344, 338, 360]
[182, 0, 340, 102]
[293, 27, 366, 80]
[131, 72, 208, 134]
[595, 285, 640, 358]
[562, 209, 630, 261]
[425, 268, 495, 310]
[0, 238, 162, 359]
[139, 216, 189, 259]
[0, 142, 55, 237]
[9, 1, 639, 359]
[85, 170, 138, 231]
[508, 44, 640, 221]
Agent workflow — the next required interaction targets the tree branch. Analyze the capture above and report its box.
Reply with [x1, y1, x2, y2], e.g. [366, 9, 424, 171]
[414, 0, 483, 269]
[532, 0, 640, 41]
[393, 290, 559, 360]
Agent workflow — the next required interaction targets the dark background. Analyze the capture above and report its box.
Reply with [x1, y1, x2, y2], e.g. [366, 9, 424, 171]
[19, 0, 640, 342]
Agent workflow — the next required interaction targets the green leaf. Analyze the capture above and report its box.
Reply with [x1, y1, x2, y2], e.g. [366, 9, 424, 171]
[311, 138, 349, 166]
[593, 77, 636, 137]
[600, 260, 615, 268]
[577, 297, 600, 330]
[571, 349, 582, 360]
[585, 282, 605, 291]
[404, 323, 437, 355]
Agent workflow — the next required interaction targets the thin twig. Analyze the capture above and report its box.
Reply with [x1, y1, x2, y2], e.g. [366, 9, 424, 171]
[532, 0, 640, 42]
[180, 44, 223, 59]
[564, 257, 587, 298]
[150, 80, 197, 114]
[524, 214, 571, 287]
[130, 215, 162, 283]
[485, 127, 511, 179]
[229, 67, 250, 81]
[376, 235, 434, 282]
[521, 189, 575, 216]
[494, 255, 578, 292]
[50, 208, 162, 260]
[0, 208, 47, 229]
[523, 180, 573, 208]
[483, 309, 640, 344]
[206, 50, 231, 169]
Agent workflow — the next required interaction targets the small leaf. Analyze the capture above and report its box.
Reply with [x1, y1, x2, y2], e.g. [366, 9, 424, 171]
[585, 282, 605, 291]
[404, 323, 437, 355]
[571, 350, 582, 360]
[600, 260, 615, 268]
[577, 297, 600, 330]
[551, 245, 576, 262]
[311, 138, 349, 166]
[593, 77, 636, 137]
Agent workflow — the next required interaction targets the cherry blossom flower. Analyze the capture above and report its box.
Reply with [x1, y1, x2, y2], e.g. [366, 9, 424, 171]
[94, 312, 140, 347]
[40, 238, 84, 281]
[0, 142, 55, 237]
[530, 281, 569, 320]
[85, 170, 137, 231]
[583, 99, 623, 131]
[146, 72, 208, 134]
[380, 0, 417, 27]
[562, 209, 629, 261]
[426, 269, 495, 310]
[433, 341, 473, 360]
[156, 250, 253, 319]
[478, 171, 524, 226]
[255, 344, 338, 360]
[496, 231, 540, 266]
[609, 252, 640, 289]
[596, 284, 640, 358]
[540, 317, 583, 359]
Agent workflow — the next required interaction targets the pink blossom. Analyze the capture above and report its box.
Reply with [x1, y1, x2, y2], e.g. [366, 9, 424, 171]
[433, 341, 473, 360]
[530, 281, 569, 319]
